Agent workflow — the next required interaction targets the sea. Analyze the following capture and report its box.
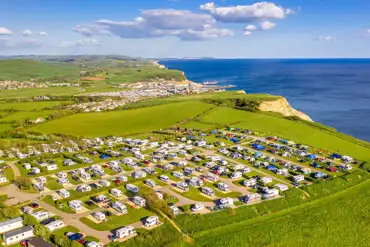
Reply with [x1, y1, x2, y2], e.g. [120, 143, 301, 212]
[160, 59, 370, 142]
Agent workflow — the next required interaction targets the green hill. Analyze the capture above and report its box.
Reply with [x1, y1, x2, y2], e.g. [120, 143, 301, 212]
[0, 59, 81, 82]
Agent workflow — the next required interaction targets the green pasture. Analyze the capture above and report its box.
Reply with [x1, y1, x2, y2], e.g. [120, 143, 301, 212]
[30, 101, 213, 137]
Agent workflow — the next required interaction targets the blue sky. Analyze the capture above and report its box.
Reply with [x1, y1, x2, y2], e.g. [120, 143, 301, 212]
[1, 0, 370, 58]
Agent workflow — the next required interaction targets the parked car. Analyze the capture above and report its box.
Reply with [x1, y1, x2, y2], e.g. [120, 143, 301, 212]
[30, 203, 39, 209]
[41, 218, 55, 225]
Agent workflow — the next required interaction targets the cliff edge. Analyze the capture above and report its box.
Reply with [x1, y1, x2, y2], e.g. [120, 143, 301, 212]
[259, 97, 313, 122]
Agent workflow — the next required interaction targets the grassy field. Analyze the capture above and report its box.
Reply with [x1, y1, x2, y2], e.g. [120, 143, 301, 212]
[0, 59, 81, 82]
[198, 107, 370, 160]
[80, 206, 155, 230]
[1, 110, 56, 122]
[0, 124, 14, 132]
[104, 67, 185, 84]
[192, 179, 370, 247]
[0, 101, 71, 111]
[0, 87, 83, 99]
[30, 102, 213, 137]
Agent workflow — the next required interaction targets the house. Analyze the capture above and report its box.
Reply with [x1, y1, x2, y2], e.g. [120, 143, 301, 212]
[275, 184, 289, 191]
[293, 175, 305, 183]
[23, 163, 31, 170]
[116, 226, 136, 239]
[144, 179, 156, 188]
[172, 171, 184, 179]
[169, 205, 179, 215]
[0, 217, 23, 234]
[218, 197, 233, 209]
[68, 200, 83, 211]
[45, 220, 65, 232]
[76, 184, 91, 193]
[36, 177, 47, 184]
[92, 195, 109, 203]
[99, 180, 110, 187]
[206, 173, 219, 182]
[261, 177, 273, 184]
[144, 216, 159, 227]
[132, 196, 146, 207]
[3, 225, 34, 245]
[217, 182, 229, 191]
[28, 237, 55, 247]
[126, 184, 139, 193]
[262, 188, 279, 199]
[132, 170, 147, 179]
[111, 201, 128, 214]
[63, 159, 76, 166]
[201, 187, 215, 197]
[57, 189, 70, 198]
[80, 173, 91, 180]
[176, 182, 189, 191]
[191, 203, 204, 212]
[110, 188, 123, 197]
[57, 178, 69, 185]
[31, 167, 40, 174]
[93, 212, 106, 221]
[57, 172, 67, 178]
[243, 178, 257, 187]
[188, 177, 203, 187]
[276, 168, 289, 176]
[241, 193, 262, 203]
[341, 164, 353, 171]
[47, 164, 58, 171]
[230, 171, 242, 179]
[117, 175, 128, 182]
[300, 167, 312, 175]
[30, 211, 51, 221]
[155, 191, 163, 200]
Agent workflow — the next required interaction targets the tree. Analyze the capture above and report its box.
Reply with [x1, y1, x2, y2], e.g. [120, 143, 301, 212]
[14, 177, 33, 190]
[23, 214, 38, 226]
[34, 224, 51, 240]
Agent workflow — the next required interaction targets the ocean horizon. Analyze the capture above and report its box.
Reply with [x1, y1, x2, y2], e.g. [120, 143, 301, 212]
[160, 58, 370, 142]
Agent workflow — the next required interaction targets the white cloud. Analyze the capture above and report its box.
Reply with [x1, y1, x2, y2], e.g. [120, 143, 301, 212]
[176, 27, 234, 41]
[200, 2, 292, 23]
[22, 29, 33, 36]
[243, 31, 252, 36]
[60, 38, 102, 47]
[245, 25, 257, 31]
[38, 31, 48, 36]
[261, 21, 276, 30]
[0, 27, 13, 35]
[0, 38, 41, 49]
[316, 35, 337, 42]
[75, 9, 233, 41]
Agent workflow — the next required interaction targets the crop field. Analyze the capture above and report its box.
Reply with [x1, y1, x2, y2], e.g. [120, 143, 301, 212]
[0, 101, 70, 111]
[30, 102, 213, 137]
[0, 87, 83, 99]
[199, 107, 370, 160]
[0, 59, 81, 82]
[192, 180, 370, 247]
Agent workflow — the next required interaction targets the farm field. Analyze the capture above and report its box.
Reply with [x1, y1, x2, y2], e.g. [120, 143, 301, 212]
[30, 101, 213, 137]
[104, 67, 185, 84]
[0, 101, 71, 111]
[1, 110, 56, 122]
[192, 180, 370, 247]
[198, 107, 370, 160]
[0, 87, 84, 99]
[0, 59, 81, 81]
